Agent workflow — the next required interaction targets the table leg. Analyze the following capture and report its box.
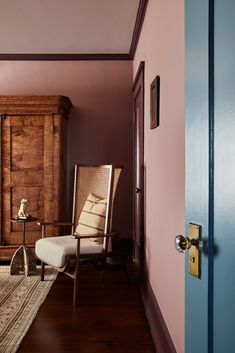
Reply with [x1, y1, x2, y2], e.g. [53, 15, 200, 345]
[10, 246, 24, 275]
[9, 219, 37, 276]
[23, 245, 29, 276]
[10, 246, 37, 275]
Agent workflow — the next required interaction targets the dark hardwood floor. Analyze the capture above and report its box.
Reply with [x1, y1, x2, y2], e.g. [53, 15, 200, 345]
[17, 263, 156, 353]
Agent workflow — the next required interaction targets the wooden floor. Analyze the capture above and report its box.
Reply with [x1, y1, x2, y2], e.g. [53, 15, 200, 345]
[17, 263, 156, 353]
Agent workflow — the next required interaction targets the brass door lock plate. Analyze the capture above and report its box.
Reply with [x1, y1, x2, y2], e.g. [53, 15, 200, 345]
[188, 223, 201, 278]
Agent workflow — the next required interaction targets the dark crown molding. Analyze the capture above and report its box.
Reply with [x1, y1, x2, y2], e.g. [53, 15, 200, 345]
[0, 1, 149, 61]
[0, 53, 131, 61]
[129, 0, 149, 59]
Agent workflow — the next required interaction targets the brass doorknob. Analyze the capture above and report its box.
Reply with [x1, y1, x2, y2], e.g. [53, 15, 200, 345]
[174, 235, 197, 253]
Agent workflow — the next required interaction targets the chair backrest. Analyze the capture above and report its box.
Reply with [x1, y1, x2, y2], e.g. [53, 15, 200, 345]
[71, 165, 122, 249]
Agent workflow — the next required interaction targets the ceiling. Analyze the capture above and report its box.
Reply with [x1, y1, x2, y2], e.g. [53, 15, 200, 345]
[0, 0, 141, 56]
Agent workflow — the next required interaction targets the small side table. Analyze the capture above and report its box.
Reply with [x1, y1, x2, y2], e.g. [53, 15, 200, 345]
[10, 217, 38, 276]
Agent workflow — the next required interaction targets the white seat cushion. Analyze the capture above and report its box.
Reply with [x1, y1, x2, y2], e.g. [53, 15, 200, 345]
[35, 235, 103, 268]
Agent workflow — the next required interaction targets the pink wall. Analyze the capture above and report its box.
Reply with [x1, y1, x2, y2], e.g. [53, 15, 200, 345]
[133, 0, 185, 352]
[0, 61, 133, 237]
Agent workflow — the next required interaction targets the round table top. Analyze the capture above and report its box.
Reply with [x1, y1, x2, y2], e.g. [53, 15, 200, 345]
[10, 217, 38, 223]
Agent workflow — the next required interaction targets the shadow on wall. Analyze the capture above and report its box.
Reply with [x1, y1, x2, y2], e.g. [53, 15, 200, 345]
[65, 105, 133, 239]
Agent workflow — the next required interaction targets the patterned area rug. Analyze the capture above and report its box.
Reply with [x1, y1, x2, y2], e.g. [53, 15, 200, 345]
[0, 267, 57, 353]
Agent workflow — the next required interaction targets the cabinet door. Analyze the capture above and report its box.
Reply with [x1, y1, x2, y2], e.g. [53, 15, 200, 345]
[1, 115, 54, 245]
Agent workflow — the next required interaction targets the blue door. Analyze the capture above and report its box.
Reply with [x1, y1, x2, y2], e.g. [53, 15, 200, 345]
[185, 1, 235, 352]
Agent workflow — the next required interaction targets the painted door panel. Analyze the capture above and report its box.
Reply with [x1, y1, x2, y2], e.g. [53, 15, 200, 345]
[186, 0, 235, 352]
[185, 1, 209, 352]
[214, 1, 235, 352]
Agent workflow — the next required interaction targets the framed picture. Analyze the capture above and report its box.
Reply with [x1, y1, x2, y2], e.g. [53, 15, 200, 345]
[150, 75, 160, 129]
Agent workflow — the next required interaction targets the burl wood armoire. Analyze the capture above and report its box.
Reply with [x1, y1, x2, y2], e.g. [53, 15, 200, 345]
[0, 96, 72, 260]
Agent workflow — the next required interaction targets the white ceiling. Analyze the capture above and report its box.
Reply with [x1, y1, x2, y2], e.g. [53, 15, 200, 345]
[0, 0, 140, 54]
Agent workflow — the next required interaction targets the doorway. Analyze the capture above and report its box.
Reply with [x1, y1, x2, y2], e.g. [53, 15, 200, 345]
[133, 61, 144, 267]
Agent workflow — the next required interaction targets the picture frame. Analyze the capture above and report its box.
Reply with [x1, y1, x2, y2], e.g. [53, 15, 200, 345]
[150, 75, 160, 129]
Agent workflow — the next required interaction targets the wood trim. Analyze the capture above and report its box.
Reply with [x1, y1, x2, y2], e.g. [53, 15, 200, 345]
[71, 165, 78, 235]
[0, 53, 131, 61]
[132, 61, 145, 92]
[141, 277, 177, 353]
[44, 115, 54, 228]
[0, 96, 72, 116]
[129, 0, 149, 59]
[133, 61, 145, 265]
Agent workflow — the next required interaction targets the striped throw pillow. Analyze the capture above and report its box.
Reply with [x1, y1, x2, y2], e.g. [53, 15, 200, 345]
[75, 193, 107, 244]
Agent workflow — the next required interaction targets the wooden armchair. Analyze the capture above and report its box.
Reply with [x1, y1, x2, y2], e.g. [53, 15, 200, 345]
[35, 165, 128, 305]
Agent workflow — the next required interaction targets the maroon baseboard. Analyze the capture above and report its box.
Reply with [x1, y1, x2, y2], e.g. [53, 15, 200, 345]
[141, 277, 177, 353]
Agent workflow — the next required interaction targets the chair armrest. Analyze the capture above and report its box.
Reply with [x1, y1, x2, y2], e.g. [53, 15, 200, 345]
[73, 232, 119, 240]
[37, 221, 75, 238]
[37, 221, 74, 227]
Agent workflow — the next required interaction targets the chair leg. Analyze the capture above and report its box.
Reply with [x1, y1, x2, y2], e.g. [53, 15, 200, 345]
[121, 256, 130, 284]
[73, 258, 79, 306]
[100, 258, 107, 280]
[73, 279, 78, 306]
[116, 238, 130, 284]
[41, 261, 45, 281]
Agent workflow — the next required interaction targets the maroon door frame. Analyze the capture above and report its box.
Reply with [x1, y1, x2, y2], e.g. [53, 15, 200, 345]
[132, 61, 145, 267]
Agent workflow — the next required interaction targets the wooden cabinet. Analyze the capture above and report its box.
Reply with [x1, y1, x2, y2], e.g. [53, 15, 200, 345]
[0, 96, 72, 260]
